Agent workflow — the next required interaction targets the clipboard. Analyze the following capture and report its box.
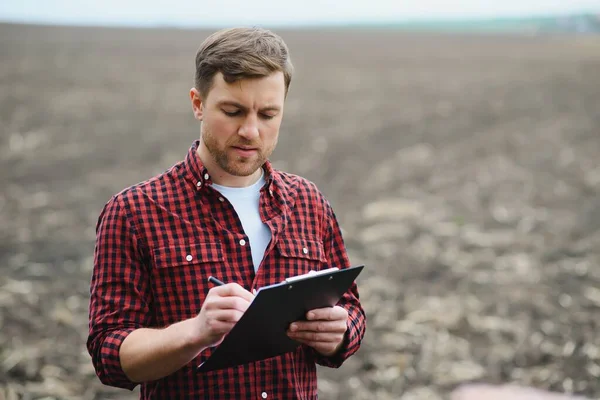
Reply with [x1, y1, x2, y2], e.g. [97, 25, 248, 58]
[196, 264, 364, 373]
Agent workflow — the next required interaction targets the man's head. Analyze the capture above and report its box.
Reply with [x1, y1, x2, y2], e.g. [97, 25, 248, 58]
[194, 27, 293, 100]
[190, 27, 293, 187]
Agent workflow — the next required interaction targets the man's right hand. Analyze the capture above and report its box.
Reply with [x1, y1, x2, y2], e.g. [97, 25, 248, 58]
[193, 283, 255, 348]
[118, 283, 254, 383]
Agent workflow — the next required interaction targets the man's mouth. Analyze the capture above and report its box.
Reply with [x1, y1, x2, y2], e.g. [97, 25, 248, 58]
[232, 146, 258, 156]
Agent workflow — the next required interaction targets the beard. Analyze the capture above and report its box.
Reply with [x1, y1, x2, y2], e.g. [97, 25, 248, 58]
[201, 125, 275, 177]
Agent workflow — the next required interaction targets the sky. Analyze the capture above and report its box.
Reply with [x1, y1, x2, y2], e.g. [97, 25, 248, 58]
[1, 0, 600, 28]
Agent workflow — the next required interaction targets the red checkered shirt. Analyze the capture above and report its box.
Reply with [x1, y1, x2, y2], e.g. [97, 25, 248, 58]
[87, 140, 366, 399]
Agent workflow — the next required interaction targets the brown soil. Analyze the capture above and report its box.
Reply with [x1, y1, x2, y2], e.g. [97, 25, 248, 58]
[1, 23, 599, 399]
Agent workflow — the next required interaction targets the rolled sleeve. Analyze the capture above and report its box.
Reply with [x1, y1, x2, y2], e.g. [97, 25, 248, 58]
[86, 193, 152, 389]
[88, 328, 138, 390]
[312, 201, 366, 368]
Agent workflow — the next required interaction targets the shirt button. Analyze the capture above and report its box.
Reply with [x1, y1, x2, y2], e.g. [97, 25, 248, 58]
[219, 197, 225, 202]
[196, 181, 202, 187]
[186, 254, 193, 262]
[261, 392, 268, 399]
[269, 189, 273, 196]
[239, 239, 246, 246]
[204, 173, 210, 180]
[302, 247, 308, 254]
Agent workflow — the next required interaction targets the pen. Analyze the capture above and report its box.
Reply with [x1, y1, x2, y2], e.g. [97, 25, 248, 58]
[208, 276, 225, 286]
[208, 275, 257, 296]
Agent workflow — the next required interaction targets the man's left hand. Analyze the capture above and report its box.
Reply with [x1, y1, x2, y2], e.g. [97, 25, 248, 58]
[287, 306, 348, 356]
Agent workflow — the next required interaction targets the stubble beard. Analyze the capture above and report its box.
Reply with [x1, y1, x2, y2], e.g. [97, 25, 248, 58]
[201, 127, 274, 177]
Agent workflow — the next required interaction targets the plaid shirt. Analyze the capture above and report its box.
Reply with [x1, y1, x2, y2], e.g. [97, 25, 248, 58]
[87, 140, 366, 399]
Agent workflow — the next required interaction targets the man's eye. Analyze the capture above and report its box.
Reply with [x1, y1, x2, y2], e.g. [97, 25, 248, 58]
[260, 113, 275, 120]
[223, 109, 240, 117]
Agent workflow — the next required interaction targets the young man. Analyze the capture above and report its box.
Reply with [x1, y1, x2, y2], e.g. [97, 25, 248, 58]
[87, 27, 366, 399]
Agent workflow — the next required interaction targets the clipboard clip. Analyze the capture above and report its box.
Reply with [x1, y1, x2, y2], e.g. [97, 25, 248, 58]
[284, 267, 339, 284]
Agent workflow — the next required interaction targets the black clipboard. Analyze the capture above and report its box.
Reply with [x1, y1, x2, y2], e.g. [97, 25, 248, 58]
[196, 265, 364, 373]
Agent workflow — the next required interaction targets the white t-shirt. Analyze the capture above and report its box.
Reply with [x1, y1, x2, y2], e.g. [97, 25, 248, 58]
[211, 171, 271, 272]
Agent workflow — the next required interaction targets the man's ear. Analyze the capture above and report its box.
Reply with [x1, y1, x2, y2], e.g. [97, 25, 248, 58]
[190, 88, 204, 121]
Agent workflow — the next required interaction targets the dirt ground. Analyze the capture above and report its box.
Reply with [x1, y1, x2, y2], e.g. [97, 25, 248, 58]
[0, 23, 599, 400]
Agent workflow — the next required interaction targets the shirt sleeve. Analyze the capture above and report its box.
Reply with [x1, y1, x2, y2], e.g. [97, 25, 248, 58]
[86, 193, 152, 390]
[310, 200, 367, 368]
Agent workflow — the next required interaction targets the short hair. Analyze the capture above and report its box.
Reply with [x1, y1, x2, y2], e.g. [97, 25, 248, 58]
[194, 27, 293, 99]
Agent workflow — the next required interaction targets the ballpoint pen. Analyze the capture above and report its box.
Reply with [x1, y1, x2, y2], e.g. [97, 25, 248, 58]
[208, 276, 225, 286]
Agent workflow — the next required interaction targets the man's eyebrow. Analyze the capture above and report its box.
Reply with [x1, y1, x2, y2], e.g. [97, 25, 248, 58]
[217, 100, 280, 113]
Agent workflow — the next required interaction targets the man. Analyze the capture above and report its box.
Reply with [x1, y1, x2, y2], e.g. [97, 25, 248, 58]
[87, 27, 366, 399]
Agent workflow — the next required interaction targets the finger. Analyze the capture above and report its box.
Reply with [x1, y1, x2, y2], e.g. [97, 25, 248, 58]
[214, 283, 255, 302]
[287, 330, 342, 343]
[206, 296, 252, 313]
[306, 306, 348, 321]
[289, 320, 347, 334]
[292, 338, 335, 352]
[207, 309, 246, 323]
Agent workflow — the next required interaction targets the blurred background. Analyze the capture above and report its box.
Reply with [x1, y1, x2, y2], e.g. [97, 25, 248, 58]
[1, 1, 600, 399]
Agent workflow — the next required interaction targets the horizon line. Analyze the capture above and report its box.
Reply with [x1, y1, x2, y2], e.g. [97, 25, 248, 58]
[0, 9, 599, 30]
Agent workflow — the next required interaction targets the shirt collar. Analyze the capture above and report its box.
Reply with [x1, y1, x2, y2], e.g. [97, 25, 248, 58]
[183, 140, 280, 194]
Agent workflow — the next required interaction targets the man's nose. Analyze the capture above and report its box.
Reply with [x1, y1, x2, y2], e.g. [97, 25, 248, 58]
[238, 114, 259, 140]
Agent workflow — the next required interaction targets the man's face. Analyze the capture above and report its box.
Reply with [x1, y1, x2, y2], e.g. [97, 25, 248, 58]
[191, 71, 286, 186]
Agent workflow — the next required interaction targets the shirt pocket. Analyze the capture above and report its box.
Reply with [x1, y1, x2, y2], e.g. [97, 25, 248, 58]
[153, 242, 224, 268]
[274, 236, 327, 279]
[150, 242, 225, 325]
